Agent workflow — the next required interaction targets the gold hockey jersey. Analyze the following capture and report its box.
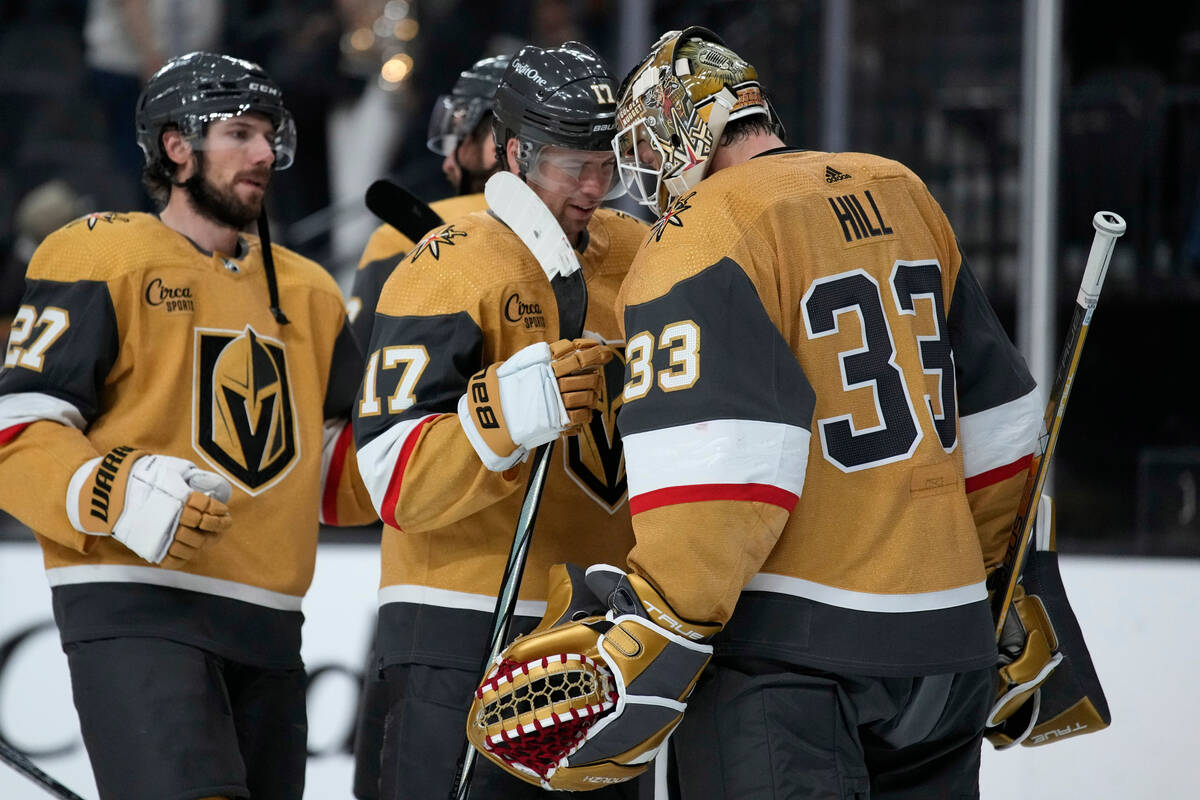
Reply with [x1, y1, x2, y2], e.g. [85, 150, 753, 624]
[354, 206, 648, 670]
[0, 212, 375, 668]
[348, 192, 489, 347]
[616, 150, 1041, 675]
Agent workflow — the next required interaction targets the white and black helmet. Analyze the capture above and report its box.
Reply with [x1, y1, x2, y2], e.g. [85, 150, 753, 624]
[135, 51, 297, 179]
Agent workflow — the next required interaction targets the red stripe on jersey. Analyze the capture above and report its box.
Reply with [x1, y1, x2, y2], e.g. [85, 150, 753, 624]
[381, 414, 442, 528]
[965, 452, 1033, 494]
[0, 422, 32, 446]
[630, 483, 799, 515]
[321, 423, 355, 525]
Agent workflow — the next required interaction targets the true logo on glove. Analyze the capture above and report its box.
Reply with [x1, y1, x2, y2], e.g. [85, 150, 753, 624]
[88, 445, 137, 523]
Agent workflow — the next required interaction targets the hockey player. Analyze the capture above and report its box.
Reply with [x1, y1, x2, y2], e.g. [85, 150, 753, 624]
[353, 42, 649, 799]
[348, 53, 509, 800]
[348, 54, 510, 348]
[0, 52, 376, 800]
[472, 27, 1044, 796]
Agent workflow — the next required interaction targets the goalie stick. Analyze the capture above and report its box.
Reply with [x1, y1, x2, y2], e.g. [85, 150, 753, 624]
[363, 179, 445, 242]
[990, 211, 1126, 641]
[0, 739, 85, 800]
[449, 171, 588, 800]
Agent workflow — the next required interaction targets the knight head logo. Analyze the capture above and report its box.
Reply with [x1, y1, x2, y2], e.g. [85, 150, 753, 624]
[194, 325, 298, 494]
[564, 344, 627, 513]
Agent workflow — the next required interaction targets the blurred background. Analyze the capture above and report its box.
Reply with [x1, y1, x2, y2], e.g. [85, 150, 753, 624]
[0, 0, 1198, 796]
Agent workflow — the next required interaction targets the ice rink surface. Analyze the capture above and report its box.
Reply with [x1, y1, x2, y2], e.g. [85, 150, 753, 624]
[2, 542, 1197, 799]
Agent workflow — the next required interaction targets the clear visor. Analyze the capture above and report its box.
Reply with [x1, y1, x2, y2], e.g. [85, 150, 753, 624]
[426, 94, 486, 156]
[526, 145, 625, 202]
[183, 108, 297, 170]
[613, 117, 668, 212]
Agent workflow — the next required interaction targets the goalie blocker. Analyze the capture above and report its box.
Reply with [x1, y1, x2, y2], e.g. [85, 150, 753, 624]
[986, 494, 1111, 748]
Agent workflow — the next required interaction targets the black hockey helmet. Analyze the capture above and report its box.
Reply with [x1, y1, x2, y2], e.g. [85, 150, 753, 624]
[491, 41, 618, 171]
[427, 54, 510, 156]
[135, 51, 296, 179]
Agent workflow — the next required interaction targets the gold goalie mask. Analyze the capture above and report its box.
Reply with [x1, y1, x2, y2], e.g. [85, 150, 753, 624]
[613, 26, 780, 215]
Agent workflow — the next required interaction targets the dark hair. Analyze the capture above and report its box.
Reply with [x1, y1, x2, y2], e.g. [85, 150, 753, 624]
[139, 124, 181, 208]
[719, 114, 781, 147]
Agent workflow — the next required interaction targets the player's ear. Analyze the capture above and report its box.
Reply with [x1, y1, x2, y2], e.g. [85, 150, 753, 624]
[505, 137, 521, 174]
[162, 129, 194, 172]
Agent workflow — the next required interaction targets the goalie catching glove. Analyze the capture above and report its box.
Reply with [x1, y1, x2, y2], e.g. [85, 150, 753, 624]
[459, 338, 613, 471]
[466, 563, 718, 791]
[66, 447, 233, 567]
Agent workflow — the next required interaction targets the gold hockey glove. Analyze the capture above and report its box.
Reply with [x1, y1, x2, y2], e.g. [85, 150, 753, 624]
[466, 564, 717, 792]
[458, 338, 612, 471]
[986, 584, 1063, 738]
[987, 495, 1110, 748]
[67, 447, 233, 567]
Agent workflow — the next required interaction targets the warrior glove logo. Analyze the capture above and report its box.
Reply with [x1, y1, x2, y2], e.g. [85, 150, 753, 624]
[194, 325, 298, 494]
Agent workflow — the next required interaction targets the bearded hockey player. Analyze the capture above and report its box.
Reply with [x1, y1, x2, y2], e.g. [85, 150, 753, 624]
[352, 42, 649, 799]
[348, 54, 511, 348]
[470, 27, 1046, 797]
[0, 52, 375, 800]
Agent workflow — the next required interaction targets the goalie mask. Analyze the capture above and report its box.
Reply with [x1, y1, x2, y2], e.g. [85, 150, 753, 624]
[614, 27, 778, 214]
[136, 51, 297, 179]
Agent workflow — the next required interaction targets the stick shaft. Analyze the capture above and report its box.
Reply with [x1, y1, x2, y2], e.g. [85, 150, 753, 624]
[450, 441, 555, 800]
[0, 740, 85, 800]
[991, 211, 1125, 640]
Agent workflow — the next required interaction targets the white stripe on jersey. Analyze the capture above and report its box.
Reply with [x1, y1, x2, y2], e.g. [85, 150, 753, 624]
[960, 387, 1043, 479]
[0, 391, 86, 430]
[746, 572, 987, 612]
[45, 564, 304, 611]
[355, 413, 439, 514]
[378, 583, 548, 617]
[623, 418, 810, 499]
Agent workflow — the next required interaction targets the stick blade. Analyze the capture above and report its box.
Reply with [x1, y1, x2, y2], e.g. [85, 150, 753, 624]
[365, 179, 445, 242]
[485, 172, 581, 281]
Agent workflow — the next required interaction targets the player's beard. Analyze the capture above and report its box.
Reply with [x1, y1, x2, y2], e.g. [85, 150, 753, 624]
[456, 160, 500, 196]
[184, 154, 270, 229]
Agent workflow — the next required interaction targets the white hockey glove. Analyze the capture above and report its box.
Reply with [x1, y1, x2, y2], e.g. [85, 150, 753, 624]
[466, 564, 717, 791]
[67, 447, 233, 568]
[458, 338, 612, 471]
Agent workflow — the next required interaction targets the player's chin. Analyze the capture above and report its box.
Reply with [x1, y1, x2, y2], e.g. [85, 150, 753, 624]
[566, 202, 599, 223]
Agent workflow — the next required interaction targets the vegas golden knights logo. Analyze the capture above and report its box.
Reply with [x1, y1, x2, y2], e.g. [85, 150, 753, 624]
[194, 326, 298, 495]
[563, 350, 627, 512]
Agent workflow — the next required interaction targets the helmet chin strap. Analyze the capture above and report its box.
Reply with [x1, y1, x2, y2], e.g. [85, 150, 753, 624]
[256, 204, 290, 325]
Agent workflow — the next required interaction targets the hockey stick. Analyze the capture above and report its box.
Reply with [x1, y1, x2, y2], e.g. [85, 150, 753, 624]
[990, 211, 1126, 641]
[0, 739, 85, 800]
[448, 171, 588, 800]
[364, 179, 445, 242]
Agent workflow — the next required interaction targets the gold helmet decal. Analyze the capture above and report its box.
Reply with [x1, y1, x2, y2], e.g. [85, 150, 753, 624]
[194, 325, 298, 494]
[614, 27, 772, 215]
